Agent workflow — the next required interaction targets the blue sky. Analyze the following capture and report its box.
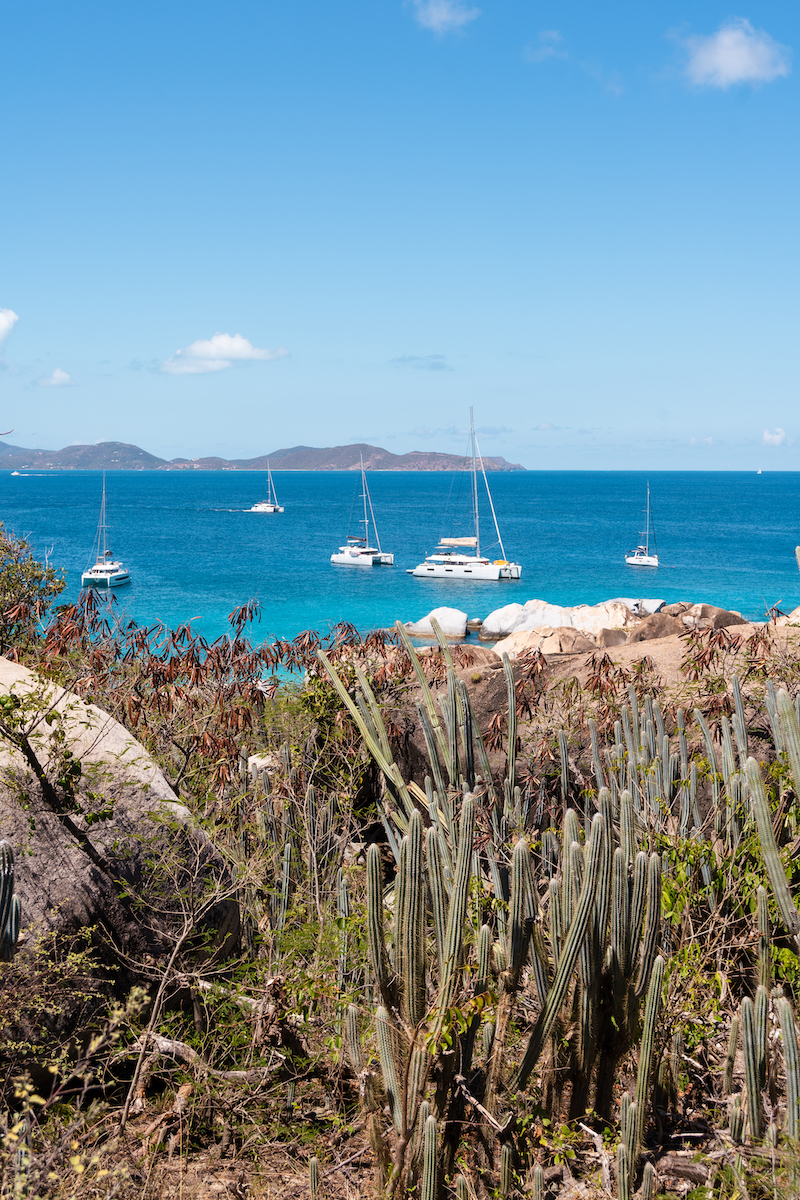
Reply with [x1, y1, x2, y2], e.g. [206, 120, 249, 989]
[0, 2, 797, 469]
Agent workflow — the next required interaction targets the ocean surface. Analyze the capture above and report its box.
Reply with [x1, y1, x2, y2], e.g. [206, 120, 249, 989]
[2, 469, 799, 644]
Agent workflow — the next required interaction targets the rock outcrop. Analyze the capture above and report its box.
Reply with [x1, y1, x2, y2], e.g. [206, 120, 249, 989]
[494, 626, 596, 659]
[481, 599, 639, 641]
[627, 613, 686, 643]
[404, 608, 468, 639]
[0, 658, 239, 960]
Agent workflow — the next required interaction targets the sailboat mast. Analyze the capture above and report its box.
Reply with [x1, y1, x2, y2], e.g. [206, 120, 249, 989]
[360, 456, 370, 544]
[100, 472, 108, 559]
[645, 482, 650, 556]
[475, 430, 507, 561]
[469, 406, 480, 557]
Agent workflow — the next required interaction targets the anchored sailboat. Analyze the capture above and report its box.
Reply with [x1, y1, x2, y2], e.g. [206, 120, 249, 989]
[81, 473, 131, 588]
[249, 464, 284, 512]
[331, 458, 394, 567]
[625, 482, 659, 567]
[410, 408, 521, 581]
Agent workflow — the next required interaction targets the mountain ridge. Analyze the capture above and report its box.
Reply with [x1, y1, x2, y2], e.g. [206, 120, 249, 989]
[0, 440, 525, 472]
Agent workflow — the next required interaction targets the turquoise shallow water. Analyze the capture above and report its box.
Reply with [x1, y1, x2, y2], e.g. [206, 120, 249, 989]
[2, 469, 799, 643]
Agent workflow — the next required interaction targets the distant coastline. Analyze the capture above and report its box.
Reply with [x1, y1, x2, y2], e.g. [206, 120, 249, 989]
[0, 439, 525, 473]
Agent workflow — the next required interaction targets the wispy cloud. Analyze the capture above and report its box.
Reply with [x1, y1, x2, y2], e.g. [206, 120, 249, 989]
[36, 368, 76, 387]
[682, 18, 791, 88]
[534, 421, 562, 431]
[526, 30, 567, 64]
[0, 309, 19, 343]
[763, 427, 786, 446]
[410, 1, 480, 35]
[160, 332, 289, 376]
[391, 354, 452, 371]
[525, 30, 623, 95]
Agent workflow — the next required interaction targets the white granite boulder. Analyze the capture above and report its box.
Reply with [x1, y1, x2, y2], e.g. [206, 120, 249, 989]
[404, 607, 468, 639]
[482, 598, 639, 640]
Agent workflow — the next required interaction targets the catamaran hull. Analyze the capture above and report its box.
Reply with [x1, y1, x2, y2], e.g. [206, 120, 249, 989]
[81, 573, 131, 588]
[411, 561, 521, 580]
[625, 555, 658, 567]
[331, 551, 394, 566]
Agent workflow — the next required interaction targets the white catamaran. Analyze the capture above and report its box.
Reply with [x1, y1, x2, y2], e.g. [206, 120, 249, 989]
[249, 464, 284, 513]
[81, 473, 131, 588]
[625, 482, 659, 567]
[410, 408, 521, 581]
[331, 458, 394, 567]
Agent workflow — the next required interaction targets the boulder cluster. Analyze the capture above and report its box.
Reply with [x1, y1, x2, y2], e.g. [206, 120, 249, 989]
[403, 598, 800, 658]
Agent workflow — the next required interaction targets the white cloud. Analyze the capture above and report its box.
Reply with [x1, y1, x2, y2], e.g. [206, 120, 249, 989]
[525, 30, 623, 94]
[0, 310, 19, 343]
[36, 368, 76, 387]
[160, 332, 289, 376]
[763, 427, 786, 446]
[683, 18, 791, 89]
[527, 30, 567, 64]
[411, 0, 480, 35]
[391, 353, 451, 371]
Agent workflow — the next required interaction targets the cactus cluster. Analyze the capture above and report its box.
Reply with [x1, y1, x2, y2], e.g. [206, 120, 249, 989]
[319, 623, 800, 1193]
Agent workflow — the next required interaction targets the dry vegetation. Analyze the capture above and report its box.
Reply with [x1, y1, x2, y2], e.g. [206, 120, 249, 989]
[1, 528, 800, 1199]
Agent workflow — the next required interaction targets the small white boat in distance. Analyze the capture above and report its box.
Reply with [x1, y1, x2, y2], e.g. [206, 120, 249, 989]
[249, 464, 284, 512]
[411, 408, 521, 581]
[81, 474, 131, 588]
[331, 459, 394, 567]
[625, 482, 659, 567]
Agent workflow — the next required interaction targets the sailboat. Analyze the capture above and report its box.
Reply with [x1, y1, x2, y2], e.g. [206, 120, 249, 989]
[81, 473, 131, 588]
[410, 408, 521, 580]
[331, 458, 394, 566]
[625, 482, 659, 567]
[249, 464, 284, 512]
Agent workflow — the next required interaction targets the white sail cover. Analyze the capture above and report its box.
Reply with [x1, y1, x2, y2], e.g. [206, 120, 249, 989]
[439, 537, 478, 547]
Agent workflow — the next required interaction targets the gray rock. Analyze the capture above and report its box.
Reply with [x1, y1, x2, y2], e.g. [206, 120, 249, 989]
[662, 602, 693, 617]
[627, 613, 685, 642]
[596, 627, 628, 648]
[0, 657, 239, 961]
[681, 604, 747, 631]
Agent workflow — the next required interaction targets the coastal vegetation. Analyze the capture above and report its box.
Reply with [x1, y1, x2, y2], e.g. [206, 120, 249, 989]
[2, 526, 800, 1198]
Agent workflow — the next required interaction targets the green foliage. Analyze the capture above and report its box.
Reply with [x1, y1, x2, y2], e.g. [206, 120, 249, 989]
[0, 525, 65, 655]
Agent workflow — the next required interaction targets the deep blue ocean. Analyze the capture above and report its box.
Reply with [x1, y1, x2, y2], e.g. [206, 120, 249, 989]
[2, 469, 799, 644]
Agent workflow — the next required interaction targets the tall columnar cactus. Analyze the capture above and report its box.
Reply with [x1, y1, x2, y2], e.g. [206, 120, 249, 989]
[746, 691, 800, 957]
[741, 988, 769, 1142]
[0, 841, 20, 962]
[776, 996, 800, 1141]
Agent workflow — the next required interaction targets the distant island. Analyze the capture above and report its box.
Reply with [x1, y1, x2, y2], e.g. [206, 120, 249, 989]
[0, 440, 525, 472]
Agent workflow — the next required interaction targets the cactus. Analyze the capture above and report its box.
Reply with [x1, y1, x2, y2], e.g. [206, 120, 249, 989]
[500, 1142, 513, 1196]
[639, 1161, 656, 1200]
[746, 692, 800, 957]
[421, 1114, 438, 1200]
[777, 997, 800, 1141]
[531, 1165, 544, 1200]
[757, 885, 771, 991]
[723, 1015, 739, 1097]
[616, 1141, 631, 1200]
[0, 842, 20, 961]
[632, 956, 665, 1161]
[309, 1156, 319, 1200]
[741, 994, 764, 1141]
[455, 1176, 470, 1200]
